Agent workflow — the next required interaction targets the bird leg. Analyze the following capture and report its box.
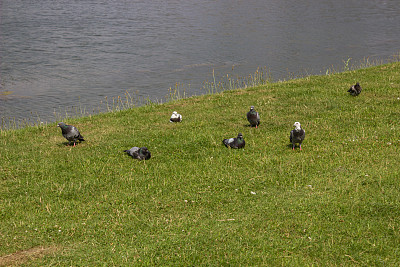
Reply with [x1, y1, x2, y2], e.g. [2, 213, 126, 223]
[299, 145, 302, 151]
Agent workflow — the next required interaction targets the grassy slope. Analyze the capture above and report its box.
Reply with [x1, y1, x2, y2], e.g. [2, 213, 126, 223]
[1, 63, 400, 265]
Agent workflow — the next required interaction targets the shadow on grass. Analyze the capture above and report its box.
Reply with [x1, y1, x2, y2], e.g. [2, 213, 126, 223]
[56, 141, 84, 147]
[243, 124, 260, 128]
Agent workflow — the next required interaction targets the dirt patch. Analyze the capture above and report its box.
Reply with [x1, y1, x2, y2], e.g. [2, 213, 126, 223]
[0, 246, 59, 266]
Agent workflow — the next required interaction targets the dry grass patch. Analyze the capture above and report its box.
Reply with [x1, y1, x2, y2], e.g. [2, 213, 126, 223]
[0, 246, 60, 266]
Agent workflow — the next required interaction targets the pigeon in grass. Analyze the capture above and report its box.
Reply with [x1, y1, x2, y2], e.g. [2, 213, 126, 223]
[223, 133, 245, 149]
[57, 122, 84, 146]
[247, 106, 260, 128]
[124, 146, 151, 160]
[348, 82, 362, 96]
[290, 122, 305, 150]
[170, 111, 182, 122]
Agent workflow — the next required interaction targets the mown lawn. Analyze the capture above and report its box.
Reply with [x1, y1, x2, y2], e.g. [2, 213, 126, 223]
[1, 62, 400, 265]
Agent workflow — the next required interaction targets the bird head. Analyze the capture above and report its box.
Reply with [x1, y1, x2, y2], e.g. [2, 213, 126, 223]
[293, 122, 301, 130]
[237, 133, 243, 138]
[172, 111, 177, 115]
[57, 122, 66, 128]
[250, 106, 255, 110]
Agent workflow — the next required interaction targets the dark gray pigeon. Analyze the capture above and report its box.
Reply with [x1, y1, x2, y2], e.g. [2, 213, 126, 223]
[247, 106, 260, 128]
[57, 122, 85, 146]
[124, 146, 151, 160]
[170, 111, 182, 122]
[223, 133, 245, 149]
[348, 82, 362, 96]
[290, 122, 305, 150]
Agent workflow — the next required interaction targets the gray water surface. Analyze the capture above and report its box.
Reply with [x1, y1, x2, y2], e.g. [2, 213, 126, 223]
[1, 0, 400, 126]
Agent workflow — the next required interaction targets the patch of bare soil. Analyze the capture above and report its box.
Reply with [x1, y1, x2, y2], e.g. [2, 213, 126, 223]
[0, 246, 59, 266]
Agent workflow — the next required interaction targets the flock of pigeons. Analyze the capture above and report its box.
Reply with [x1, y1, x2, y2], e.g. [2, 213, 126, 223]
[57, 83, 362, 160]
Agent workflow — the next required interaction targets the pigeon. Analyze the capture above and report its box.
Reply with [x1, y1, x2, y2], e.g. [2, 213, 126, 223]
[347, 82, 362, 96]
[247, 106, 260, 128]
[223, 133, 245, 149]
[170, 111, 182, 122]
[290, 122, 305, 150]
[124, 146, 151, 160]
[57, 122, 85, 146]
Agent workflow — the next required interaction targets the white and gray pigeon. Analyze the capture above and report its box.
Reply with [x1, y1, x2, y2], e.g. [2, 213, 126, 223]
[348, 82, 362, 96]
[247, 106, 260, 128]
[170, 111, 182, 122]
[124, 146, 151, 160]
[57, 122, 85, 146]
[290, 122, 305, 150]
[223, 133, 245, 149]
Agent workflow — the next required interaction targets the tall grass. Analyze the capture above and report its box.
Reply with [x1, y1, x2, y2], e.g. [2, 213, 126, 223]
[202, 67, 271, 94]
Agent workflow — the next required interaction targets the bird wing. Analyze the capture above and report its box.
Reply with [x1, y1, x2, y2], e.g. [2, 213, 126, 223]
[300, 129, 305, 140]
[126, 147, 140, 157]
[223, 138, 234, 147]
[69, 126, 81, 138]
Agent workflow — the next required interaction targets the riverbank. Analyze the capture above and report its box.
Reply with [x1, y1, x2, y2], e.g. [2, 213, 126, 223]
[1, 62, 400, 265]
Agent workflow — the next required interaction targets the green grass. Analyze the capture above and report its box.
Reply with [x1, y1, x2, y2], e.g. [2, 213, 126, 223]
[1, 63, 400, 266]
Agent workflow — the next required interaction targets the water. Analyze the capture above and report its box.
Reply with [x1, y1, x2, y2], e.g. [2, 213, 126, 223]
[1, 0, 400, 126]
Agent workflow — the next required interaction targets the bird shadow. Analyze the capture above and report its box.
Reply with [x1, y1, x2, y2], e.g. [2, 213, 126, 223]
[243, 124, 258, 128]
[57, 142, 82, 147]
[56, 142, 70, 147]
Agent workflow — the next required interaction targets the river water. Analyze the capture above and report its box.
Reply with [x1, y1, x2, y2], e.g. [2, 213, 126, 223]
[1, 0, 400, 127]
